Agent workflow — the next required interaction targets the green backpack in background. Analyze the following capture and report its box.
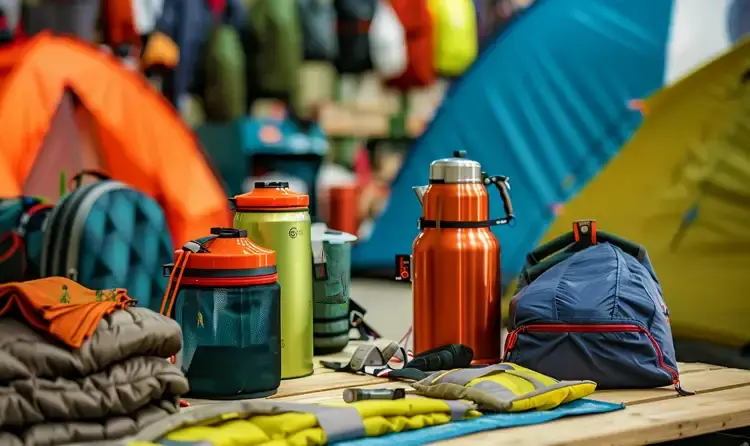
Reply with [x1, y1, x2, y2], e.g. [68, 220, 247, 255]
[204, 24, 247, 122]
[246, 0, 303, 112]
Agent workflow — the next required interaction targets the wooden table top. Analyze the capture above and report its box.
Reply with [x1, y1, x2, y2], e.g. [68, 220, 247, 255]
[186, 343, 750, 445]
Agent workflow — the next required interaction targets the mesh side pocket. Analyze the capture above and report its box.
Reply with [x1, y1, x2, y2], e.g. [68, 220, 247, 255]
[176, 283, 282, 398]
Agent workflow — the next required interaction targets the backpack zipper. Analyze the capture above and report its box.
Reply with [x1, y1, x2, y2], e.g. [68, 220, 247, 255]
[504, 323, 693, 396]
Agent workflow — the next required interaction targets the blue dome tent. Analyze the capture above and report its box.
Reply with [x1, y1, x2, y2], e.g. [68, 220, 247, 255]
[353, 0, 709, 281]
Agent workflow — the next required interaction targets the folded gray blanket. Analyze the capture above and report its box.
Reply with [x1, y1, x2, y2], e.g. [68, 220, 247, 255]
[0, 307, 183, 382]
[0, 307, 189, 446]
[0, 403, 173, 446]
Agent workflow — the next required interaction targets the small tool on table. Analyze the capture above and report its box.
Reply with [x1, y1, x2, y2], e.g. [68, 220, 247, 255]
[343, 388, 407, 403]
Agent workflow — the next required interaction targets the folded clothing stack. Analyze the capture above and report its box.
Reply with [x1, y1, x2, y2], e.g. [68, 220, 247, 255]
[0, 306, 189, 446]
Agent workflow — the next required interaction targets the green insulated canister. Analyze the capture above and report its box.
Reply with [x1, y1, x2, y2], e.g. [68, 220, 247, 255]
[311, 227, 357, 354]
[231, 182, 314, 379]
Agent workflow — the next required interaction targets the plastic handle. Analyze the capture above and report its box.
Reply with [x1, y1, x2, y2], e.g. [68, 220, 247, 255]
[597, 231, 646, 262]
[182, 235, 218, 253]
[69, 169, 112, 191]
[526, 232, 576, 267]
[522, 230, 647, 282]
[485, 175, 515, 225]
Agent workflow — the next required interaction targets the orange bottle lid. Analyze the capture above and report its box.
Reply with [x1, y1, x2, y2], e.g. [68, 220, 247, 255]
[233, 181, 310, 209]
[169, 228, 277, 286]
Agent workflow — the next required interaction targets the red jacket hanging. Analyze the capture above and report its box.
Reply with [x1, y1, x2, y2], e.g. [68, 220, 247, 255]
[385, 0, 435, 90]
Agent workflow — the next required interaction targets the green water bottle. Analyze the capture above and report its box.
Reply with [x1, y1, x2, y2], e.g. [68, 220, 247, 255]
[231, 181, 314, 379]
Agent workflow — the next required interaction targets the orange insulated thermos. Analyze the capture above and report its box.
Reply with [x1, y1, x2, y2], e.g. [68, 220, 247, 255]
[412, 151, 514, 364]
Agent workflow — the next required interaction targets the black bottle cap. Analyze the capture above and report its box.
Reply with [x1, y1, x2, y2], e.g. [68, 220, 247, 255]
[210, 227, 247, 238]
[254, 181, 289, 189]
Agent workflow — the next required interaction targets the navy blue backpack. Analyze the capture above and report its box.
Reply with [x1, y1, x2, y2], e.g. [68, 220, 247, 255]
[505, 220, 691, 394]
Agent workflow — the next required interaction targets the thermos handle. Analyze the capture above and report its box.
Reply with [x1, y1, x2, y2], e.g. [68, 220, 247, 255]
[418, 173, 515, 230]
[483, 174, 515, 225]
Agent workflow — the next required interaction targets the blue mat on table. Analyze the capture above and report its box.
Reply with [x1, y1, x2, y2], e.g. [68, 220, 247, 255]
[334, 399, 624, 446]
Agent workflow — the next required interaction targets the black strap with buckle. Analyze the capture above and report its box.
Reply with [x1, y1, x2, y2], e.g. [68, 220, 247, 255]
[349, 299, 381, 340]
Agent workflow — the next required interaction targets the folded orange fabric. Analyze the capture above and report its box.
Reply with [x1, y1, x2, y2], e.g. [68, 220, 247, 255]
[0, 277, 134, 348]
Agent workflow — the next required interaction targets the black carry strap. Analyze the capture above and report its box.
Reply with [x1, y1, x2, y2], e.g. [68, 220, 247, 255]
[321, 342, 474, 381]
[162, 228, 250, 276]
[521, 220, 648, 286]
[321, 341, 413, 375]
[349, 299, 381, 340]
[69, 169, 112, 191]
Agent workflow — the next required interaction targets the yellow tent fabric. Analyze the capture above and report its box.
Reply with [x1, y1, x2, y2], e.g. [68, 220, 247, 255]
[539, 38, 750, 348]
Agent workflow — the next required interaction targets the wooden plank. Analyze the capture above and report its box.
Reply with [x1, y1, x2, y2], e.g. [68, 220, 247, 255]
[278, 381, 415, 404]
[182, 365, 750, 446]
[594, 367, 750, 405]
[434, 385, 750, 445]
[185, 346, 750, 445]
[678, 362, 723, 374]
[188, 360, 748, 408]
[185, 371, 387, 408]
[276, 366, 750, 407]
[270, 371, 387, 400]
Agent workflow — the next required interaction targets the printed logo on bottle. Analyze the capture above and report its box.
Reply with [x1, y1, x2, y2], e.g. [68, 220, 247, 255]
[288, 227, 305, 239]
[395, 255, 412, 282]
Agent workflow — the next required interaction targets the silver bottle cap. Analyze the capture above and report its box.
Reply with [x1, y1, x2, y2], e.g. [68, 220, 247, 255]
[429, 151, 483, 184]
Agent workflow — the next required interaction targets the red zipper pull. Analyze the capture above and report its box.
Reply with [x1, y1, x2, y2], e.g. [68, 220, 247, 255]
[504, 329, 521, 355]
[674, 380, 695, 396]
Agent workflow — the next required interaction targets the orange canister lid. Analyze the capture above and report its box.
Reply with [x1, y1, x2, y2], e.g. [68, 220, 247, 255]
[232, 181, 310, 209]
[174, 227, 276, 273]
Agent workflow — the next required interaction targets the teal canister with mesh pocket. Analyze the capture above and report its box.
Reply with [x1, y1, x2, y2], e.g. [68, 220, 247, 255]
[164, 227, 281, 399]
[311, 228, 357, 354]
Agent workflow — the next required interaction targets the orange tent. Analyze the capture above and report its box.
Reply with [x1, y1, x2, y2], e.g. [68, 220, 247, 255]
[0, 33, 231, 247]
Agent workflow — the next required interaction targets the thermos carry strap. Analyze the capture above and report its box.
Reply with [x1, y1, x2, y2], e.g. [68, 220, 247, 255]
[418, 174, 515, 229]
[521, 220, 647, 285]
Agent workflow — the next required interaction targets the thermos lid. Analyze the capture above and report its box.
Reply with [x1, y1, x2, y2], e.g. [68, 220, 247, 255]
[232, 181, 310, 209]
[429, 150, 482, 184]
[173, 227, 277, 277]
[311, 225, 358, 245]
